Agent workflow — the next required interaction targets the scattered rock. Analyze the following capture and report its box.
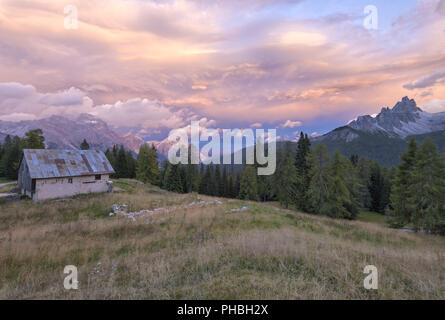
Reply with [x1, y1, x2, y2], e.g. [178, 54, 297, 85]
[226, 206, 248, 213]
[110, 199, 224, 222]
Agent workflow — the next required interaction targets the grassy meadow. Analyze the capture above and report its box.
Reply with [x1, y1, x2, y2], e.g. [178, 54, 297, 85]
[0, 180, 444, 299]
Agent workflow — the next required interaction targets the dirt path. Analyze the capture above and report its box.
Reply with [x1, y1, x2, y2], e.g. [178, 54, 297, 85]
[0, 182, 19, 200]
[0, 182, 16, 188]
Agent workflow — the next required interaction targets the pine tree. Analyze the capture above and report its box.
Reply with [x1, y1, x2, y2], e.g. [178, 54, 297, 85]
[227, 173, 233, 198]
[126, 151, 136, 178]
[368, 162, 387, 214]
[112, 145, 118, 159]
[307, 143, 331, 214]
[23, 129, 45, 149]
[325, 151, 356, 219]
[342, 156, 362, 218]
[136, 144, 151, 183]
[107, 145, 119, 178]
[350, 154, 359, 167]
[183, 145, 199, 193]
[148, 145, 160, 185]
[234, 172, 241, 198]
[390, 138, 417, 227]
[220, 165, 227, 197]
[356, 158, 372, 210]
[229, 166, 238, 198]
[295, 132, 312, 211]
[197, 163, 206, 194]
[160, 160, 171, 189]
[0, 135, 23, 179]
[257, 174, 274, 202]
[275, 141, 298, 208]
[408, 138, 445, 234]
[199, 165, 212, 195]
[209, 166, 217, 196]
[433, 154, 445, 235]
[215, 165, 222, 196]
[180, 165, 188, 193]
[80, 139, 90, 150]
[166, 164, 183, 193]
[105, 147, 113, 162]
[238, 165, 258, 201]
[115, 145, 129, 178]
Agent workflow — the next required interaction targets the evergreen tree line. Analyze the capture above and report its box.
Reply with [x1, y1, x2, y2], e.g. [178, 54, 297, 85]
[156, 133, 444, 234]
[105, 145, 137, 179]
[3, 129, 439, 234]
[390, 138, 445, 235]
[160, 161, 241, 198]
[105, 144, 160, 185]
[158, 133, 393, 220]
[0, 129, 45, 179]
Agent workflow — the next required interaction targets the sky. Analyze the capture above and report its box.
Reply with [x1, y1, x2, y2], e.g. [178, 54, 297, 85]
[0, 0, 445, 141]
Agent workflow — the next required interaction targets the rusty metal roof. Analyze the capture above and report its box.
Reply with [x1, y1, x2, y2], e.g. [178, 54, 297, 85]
[22, 149, 115, 179]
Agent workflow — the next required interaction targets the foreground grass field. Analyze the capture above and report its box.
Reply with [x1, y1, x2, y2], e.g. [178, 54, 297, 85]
[0, 180, 444, 299]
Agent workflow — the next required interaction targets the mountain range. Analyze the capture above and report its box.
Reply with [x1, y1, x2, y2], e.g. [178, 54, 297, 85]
[313, 96, 445, 166]
[0, 114, 144, 153]
[1, 96, 444, 167]
[347, 96, 445, 137]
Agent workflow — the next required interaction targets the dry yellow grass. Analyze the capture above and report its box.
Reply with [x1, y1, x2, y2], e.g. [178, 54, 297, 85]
[0, 181, 444, 299]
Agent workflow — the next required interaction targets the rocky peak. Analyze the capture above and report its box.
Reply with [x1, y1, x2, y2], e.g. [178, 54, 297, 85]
[391, 96, 422, 113]
[350, 115, 379, 132]
[348, 97, 429, 136]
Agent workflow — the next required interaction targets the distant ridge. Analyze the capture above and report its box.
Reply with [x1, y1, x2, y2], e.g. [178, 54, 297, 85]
[313, 97, 445, 166]
[0, 114, 144, 153]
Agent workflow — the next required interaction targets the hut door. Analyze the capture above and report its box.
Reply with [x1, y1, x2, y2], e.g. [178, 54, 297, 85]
[31, 179, 36, 193]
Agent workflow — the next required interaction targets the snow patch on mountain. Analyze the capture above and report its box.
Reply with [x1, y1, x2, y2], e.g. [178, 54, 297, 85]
[347, 97, 445, 138]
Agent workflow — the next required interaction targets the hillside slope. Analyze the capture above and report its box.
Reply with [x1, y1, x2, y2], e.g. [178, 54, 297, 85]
[312, 127, 445, 167]
[313, 127, 408, 167]
[0, 182, 443, 299]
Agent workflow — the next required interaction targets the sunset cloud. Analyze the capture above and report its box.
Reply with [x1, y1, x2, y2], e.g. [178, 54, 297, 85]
[404, 71, 445, 90]
[0, 83, 210, 134]
[0, 0, 444, 136]
[0, 82, 93, 120]
[250, 122, 263, 128]
[281, 120, 303, 128]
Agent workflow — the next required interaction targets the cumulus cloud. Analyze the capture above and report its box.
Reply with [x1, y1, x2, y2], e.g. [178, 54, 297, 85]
[91, 98, 195, 129]
[281, 120, 302, 128]
[0, 83, 93, 121]
[0, 82, 215, 134]
[38, 87, 87, 106]
[0, 82, 35, 99]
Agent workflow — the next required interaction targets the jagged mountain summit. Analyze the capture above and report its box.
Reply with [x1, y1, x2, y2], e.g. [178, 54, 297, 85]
[314, 97, 445, 166]
[0, 113, 144, 152]
[348, 96, 445, 137]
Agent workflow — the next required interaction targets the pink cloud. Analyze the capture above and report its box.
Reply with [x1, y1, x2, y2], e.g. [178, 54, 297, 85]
[0, 0, 444, 129]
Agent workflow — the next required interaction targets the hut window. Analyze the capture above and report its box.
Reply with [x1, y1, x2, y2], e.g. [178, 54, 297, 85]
[68, 178, 73, 184]
[95, 175, 101, 180]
